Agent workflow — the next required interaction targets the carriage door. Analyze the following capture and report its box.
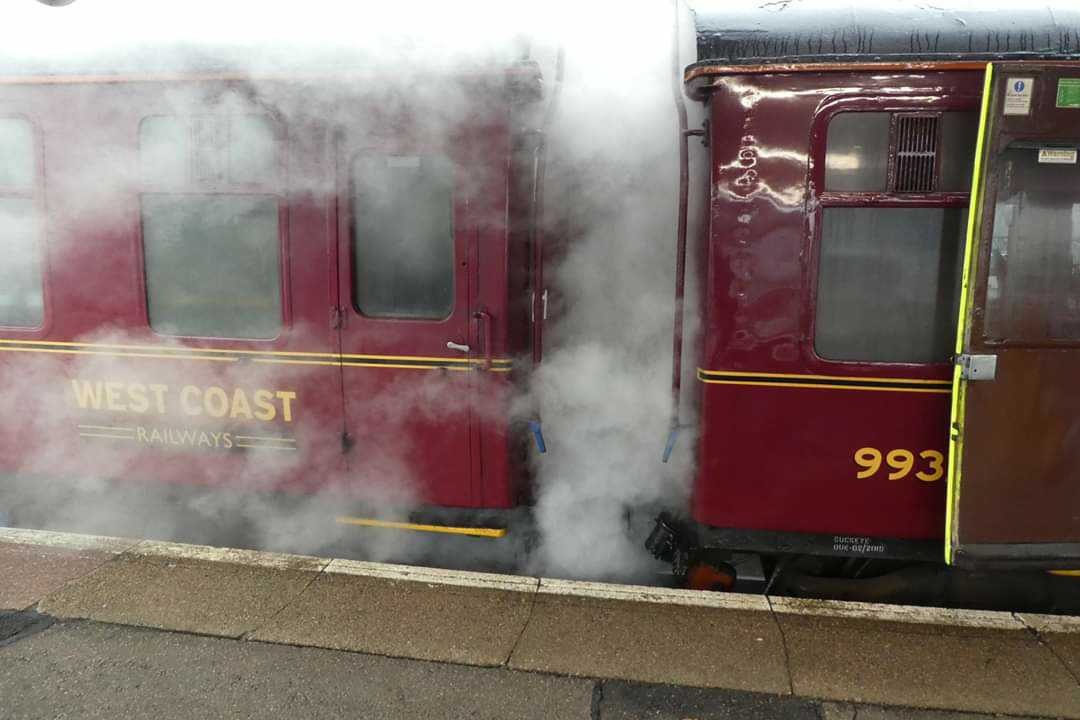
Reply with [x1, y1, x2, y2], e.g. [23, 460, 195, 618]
[337, 149, 479, 508]
[948, 62, 1080, 567]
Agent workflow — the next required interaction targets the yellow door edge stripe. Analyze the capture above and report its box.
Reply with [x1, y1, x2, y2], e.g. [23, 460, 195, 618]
[698, 368, 952, 385]
[946, 62, 995, 566]
[334, 516, 508, 538]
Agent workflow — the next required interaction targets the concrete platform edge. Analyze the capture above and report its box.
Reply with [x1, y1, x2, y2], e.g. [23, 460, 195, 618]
[5, 527, 1079, 718]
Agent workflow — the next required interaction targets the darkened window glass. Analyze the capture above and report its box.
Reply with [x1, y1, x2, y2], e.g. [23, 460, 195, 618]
[142, 195, 281, 338]
[825, 112, 890, 191]
[0, 198, 44, 327]
[0, 118, 43, 327]
[985, 145, 1080, 342]
[351, 155, 454, 319]
[940, 112, 979, 191]
[815, 207, 965, 362]
[0, 118, 34, 188]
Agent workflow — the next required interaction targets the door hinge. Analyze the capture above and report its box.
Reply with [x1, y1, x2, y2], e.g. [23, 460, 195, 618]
[341, 431, 354, 454]
[330, 306, 345, 330]
[957, 353, 997, 381]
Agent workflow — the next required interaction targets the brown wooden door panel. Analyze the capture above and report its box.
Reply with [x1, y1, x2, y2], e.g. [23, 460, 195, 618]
[950, 62, 1080, 568]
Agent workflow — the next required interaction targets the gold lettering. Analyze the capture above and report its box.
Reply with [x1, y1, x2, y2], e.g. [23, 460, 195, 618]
[127, 383, 149, 413]
[148, 384, 168, 414]
[253, 389, 276, 422]
[104, 382, 126, 412]
[229, 388, 253, 420]
[70, 379, 104, 410]
[180, 386, 202, 416]
[203, 387, 229, 418]
[276, 390, 296, 423]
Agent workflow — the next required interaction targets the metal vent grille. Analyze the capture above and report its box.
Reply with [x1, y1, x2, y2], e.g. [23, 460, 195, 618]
[894, 115, 939, 193]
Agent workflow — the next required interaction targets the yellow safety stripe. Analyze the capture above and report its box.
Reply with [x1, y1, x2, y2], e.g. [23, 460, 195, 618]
[334, 516, 508, 538]
[946, 63, 996, 565]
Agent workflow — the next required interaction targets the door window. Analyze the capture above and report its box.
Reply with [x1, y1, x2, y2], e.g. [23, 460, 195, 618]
[351, 155, 454, 320]
[0, 118, 43, 328]
[984, 144, 1080, 343]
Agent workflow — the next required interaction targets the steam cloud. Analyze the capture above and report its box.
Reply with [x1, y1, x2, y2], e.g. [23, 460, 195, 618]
[0, 0, 702, 582]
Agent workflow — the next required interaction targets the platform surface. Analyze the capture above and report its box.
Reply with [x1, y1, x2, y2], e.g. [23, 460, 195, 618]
[3, 528, 1079, 719]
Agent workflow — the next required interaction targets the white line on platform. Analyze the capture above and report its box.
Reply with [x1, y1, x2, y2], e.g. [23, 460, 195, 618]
[0, 527, 138, 553]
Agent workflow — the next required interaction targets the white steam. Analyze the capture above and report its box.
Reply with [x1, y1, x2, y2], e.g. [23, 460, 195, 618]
[0, 0, 703, 580]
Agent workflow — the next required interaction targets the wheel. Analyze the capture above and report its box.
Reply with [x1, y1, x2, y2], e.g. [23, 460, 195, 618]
[686, 560, 736, 592]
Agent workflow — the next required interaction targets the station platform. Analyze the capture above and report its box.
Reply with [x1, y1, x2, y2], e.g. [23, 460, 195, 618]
[2, 527, 1079, 719]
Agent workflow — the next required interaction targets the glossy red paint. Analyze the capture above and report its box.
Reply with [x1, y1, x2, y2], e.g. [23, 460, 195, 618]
[692, 70, 984, 541]
[0, 71, 532, 511]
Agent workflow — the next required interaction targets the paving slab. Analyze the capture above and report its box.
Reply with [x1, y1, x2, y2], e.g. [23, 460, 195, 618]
[0, 620, 595, 720]
[775, 605, 1080, 719]
[508, 581, 789, 694]
[598, 680, 819, 719]
[38, 549, 325, 638]
[819, 701, 1039, 719]
[0, 543, 115, 611]
[250, 559, 536, 666]
[1017, 612, 1080, 683]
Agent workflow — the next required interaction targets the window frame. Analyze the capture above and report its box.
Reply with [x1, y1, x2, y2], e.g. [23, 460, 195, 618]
[135, 112, 291, 341]
[343, 149, 459, 324]
[805, 94, 979, 370]
[0, 113, 49, 334]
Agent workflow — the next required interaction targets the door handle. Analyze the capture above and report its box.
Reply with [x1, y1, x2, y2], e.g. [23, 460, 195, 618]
[446, 341, 471, 353]
[473, 309, 493, 370]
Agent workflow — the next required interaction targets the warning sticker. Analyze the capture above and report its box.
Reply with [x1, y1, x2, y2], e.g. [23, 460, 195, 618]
[1057, 78, 1080, 109]
[1038, 148, 1078, 165]
[1004, 77, 1034, 116]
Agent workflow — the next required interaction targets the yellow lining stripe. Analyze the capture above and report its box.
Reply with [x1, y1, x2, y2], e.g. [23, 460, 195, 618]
[946, 63, 995, 565]
[699, 369, 951, 385]
[699, 378, 952, 394]
[0, 339, 511, 368]
[334, 516, 508, 538]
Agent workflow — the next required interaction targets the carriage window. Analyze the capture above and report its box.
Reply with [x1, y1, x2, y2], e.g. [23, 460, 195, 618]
[351, 155, 454, 319]
[140, 113, 283, 339]
[825, 111, 978, 192]
[940, 112, 979, 191]
[816, 208, 964, 363]
[142, 195, 281, 339]
[984, 146, 1080, 343]
[825, 112, 890, 191]
[0, 118, 35, 189]
[0, 119, 43, 327]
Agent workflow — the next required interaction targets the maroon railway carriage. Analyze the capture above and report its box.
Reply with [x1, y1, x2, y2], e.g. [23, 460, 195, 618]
[650, 5, 1080, 599]
[0, 56, 545, 537]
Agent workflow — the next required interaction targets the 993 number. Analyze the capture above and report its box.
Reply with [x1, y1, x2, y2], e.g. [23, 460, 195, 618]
[854, 447, 944, 482]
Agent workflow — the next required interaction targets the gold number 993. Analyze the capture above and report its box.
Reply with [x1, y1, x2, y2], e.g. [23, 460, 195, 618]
[854, 447, 944, 482]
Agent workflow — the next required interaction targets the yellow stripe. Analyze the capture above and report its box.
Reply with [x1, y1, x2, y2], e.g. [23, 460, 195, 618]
[0, 346, 235, 362]
[334, 516, 508, 538]
[0, 339, 512, 368]
[1050, 570, 1080, 577]
[0, 338, 336, 357]
[78, 432, 136, 440]
[698, 368, 950, 385]
[235, 443, 296, 451]
[699, 378, 952, 394]
[77, 424, 135, 433]
[234, 435, 296, 443]
[946, 63, 995, 565]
